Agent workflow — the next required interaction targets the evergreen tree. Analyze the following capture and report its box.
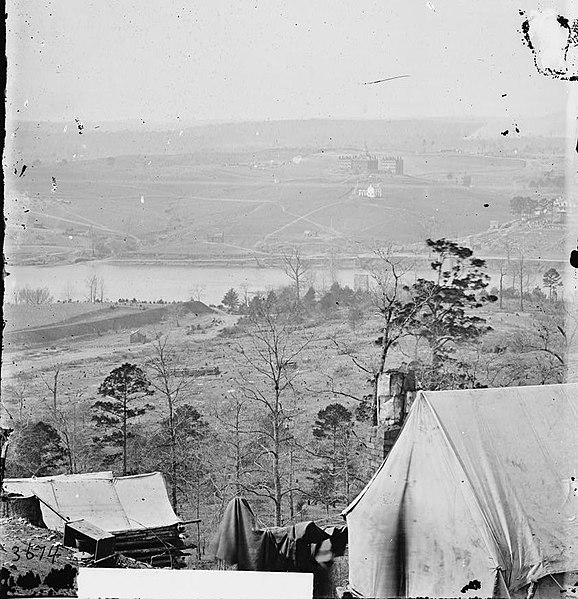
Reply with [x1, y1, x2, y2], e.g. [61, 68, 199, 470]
[410, 239, 496, 364]
[222, 288, 240, 312]
[310, 403, 356, 506]
[408, 238, 497, 387]
[10, 421, 67, 477]
[92, 363, 153, 475]
[542, 268, 562, 302]
[302, 286, 317, 309]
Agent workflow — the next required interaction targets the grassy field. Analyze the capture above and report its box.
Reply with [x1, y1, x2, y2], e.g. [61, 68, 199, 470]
[3, 303, 107, 333]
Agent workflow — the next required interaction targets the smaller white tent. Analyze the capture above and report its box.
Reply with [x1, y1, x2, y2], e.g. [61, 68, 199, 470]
[4, 471, 179, 533]
[343, 383, 578, 598]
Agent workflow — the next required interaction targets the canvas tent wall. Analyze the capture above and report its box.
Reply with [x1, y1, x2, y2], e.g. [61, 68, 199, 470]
[4, 471, 180, 533]
[343, 383, 578, 599]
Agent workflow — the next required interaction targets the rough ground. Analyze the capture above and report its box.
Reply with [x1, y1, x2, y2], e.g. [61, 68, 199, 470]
[0, 518, 77, 597]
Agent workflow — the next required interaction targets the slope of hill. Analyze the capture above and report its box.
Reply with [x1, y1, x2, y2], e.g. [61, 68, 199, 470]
[8, 118, 483, 163]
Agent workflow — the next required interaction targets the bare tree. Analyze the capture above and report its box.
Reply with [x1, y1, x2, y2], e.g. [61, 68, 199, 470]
[190, 284, 206, 303]
[518, 252, 525, 311]
[498, 262, 507, 309]
[239, 284, 250, 311]
[214, 393, 260, 497]
[2, 374, 31, 425]
[490, 302, 577, 386]
[42, 364, 62, 418]
[236, 305, 312, 525]
[13, 286, 53, 305]
[146, 335, 193, 512]
[514, 303, 576, 369]
[281, 246, 310, 307]
[335, 246, 424, 424]
[62, 281, 76, 302]
[51, 392, 90, 474]
[98, 277, 105, 302]
[85, 274, 98, 303]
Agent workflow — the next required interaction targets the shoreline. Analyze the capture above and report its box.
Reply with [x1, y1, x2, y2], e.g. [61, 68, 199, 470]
[8, 252, 568, 270]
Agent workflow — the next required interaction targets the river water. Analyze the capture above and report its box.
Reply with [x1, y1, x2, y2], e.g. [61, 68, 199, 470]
[4, 262, 362, 305]
[4, 260, 555, 305]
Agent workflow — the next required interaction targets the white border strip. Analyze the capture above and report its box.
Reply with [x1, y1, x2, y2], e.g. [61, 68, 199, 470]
[77, 569, 313, 599]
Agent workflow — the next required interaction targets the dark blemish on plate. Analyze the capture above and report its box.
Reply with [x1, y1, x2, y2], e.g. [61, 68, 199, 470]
[18, 164, 28, 177]
[520, 10, 578, 81]
[460, 579, 481, 593]
[501, 130, 509, 136]
[570, 246, 578, 268]
[74, 118, 84, 134]
[501, 93, 507, 97]
[483, 203, 489, 208]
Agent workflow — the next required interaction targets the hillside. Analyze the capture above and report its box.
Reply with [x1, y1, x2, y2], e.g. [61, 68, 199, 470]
[7, 146, 563, 266]
[8, 118, 485, 163]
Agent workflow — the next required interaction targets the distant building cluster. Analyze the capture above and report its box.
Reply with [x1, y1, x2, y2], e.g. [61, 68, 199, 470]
[338, 154, 403, 175]
[380, 156, 404, 175]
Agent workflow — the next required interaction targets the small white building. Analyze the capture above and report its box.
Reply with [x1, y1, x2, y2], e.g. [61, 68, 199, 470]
[358, 184, 382, 198]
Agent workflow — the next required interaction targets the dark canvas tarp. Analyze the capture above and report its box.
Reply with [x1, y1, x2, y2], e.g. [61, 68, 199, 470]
[4, 471, 179, 533]
[343, 383, 578, 598]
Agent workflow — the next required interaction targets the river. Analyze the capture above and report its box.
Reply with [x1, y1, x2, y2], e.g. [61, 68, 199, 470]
[4, 259, 560, 306]
[4, 262, 362, 305]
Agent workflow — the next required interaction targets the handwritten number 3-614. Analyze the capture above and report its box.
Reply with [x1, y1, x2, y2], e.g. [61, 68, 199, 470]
[12, 543, 61, 563]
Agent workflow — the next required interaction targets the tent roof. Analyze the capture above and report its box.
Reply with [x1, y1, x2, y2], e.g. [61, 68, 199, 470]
[343, 383, 578, 597]
[4, 471, 180, 533]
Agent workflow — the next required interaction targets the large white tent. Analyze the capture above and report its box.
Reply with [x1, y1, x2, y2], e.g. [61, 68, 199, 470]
[343, 383, 578, 598]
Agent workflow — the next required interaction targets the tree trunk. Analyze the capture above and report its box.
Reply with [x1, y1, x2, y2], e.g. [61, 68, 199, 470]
[288, 442, 295, 522]
[372, 332, 389, 426]
[344, 451, 350, 504]
[52, 371, 59, 417]
[519, 261, 524, 311]
[235, 422, 241, 495]
[273, 394, 282, 526]
[295, 275, 300, 307]
[170, 435, 177, 513]
[499, 270, 504, 309]
[167, 390, 178, 513]
[123, 394, 128, 476]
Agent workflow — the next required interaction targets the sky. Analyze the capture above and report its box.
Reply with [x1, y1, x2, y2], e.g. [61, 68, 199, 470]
[5, 0, 571, 124]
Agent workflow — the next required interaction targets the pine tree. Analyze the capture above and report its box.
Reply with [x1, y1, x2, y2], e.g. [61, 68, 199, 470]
[408, 238, 497, 387]
[542, 268, 562, 302]
[411, 239, 496, 361]
[11, 421, 67, 477]
[92, 363, 153, 475]
[310, 403, 356, 506]
[222, 288, 240, 312]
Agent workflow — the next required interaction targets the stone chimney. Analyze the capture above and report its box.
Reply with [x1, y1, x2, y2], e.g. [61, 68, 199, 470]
[366, 370, 417, 471]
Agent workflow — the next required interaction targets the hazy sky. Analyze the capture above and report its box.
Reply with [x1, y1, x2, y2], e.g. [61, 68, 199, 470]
[6, 0, 570, 124]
